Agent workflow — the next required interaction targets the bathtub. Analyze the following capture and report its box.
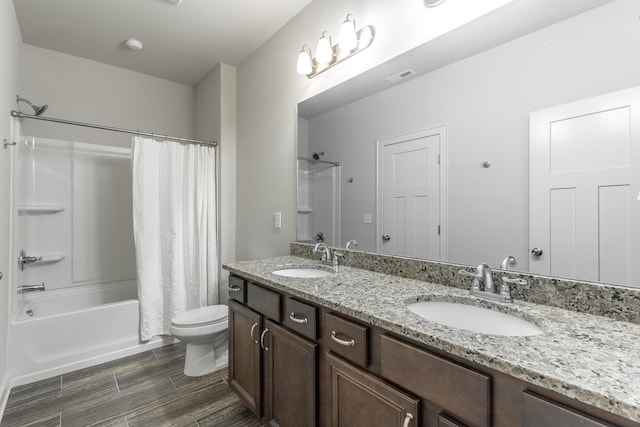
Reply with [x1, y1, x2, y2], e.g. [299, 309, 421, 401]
[8, 281, 175, 386]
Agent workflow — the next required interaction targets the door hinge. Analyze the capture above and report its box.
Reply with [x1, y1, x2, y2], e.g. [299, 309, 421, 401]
[437, 154, 440, 165]
[438, 225, 441, 235]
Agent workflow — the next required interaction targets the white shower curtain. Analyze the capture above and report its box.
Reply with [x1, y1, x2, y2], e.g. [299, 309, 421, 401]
[131, 136, 217, 341]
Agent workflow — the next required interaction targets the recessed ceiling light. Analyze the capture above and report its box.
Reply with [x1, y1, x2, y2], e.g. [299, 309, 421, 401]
[125, 39, 143, 50]
[167, 0, 183, 5]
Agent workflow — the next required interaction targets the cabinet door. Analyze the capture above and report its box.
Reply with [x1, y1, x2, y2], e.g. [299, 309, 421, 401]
[264, 320, 317, 427]
[228, 300, 263, 417]
[327, 352, 419, 427]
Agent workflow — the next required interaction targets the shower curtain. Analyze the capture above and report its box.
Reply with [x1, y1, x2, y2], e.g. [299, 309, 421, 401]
[131, 136, 217, 341]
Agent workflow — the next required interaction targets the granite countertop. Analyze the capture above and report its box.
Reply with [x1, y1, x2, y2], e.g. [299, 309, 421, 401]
[224, 255, 640, 423]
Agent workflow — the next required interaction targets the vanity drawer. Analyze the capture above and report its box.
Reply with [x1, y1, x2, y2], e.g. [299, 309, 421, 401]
[324, 312, 368, 368]
[283, 297, 318, 340]
[522, 392, 612, 427]
[380, 335, 491, 427]
[227, 275, 246, 303]
[247, 282, 282, 321]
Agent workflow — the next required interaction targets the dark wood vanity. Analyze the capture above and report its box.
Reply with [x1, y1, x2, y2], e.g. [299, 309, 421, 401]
[227, 273, 639, 427]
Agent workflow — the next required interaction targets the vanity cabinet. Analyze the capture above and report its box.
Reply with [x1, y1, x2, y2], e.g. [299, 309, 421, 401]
[226, 272, 639, 427]
[228, 277, 317, 427]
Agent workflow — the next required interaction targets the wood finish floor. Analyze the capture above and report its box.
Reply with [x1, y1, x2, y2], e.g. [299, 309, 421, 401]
[0, 344, 262, 427]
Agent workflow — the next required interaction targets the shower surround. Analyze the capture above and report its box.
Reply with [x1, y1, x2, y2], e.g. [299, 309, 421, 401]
[8, 136, 170, 386]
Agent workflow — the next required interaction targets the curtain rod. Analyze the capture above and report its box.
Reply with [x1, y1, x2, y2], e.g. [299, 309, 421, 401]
[297, 156, 340, 166]
[10, 110, 217, 147]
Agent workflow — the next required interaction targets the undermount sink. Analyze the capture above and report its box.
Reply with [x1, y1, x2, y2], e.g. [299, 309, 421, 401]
[407, 301, 543, 336]
[272, 268, 335, 278]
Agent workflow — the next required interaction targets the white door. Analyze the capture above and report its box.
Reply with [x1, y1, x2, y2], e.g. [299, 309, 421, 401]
[529, 86, 640, 286]
[377, 126, 447, 259]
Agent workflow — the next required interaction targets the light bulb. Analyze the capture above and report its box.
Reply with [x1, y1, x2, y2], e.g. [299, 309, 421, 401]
[315, 31, 333, 65]
[296, 46, 313, 75]
[338, 14, 358, 52]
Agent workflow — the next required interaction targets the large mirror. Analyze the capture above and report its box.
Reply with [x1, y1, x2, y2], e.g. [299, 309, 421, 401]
[297, 0, 640, 287]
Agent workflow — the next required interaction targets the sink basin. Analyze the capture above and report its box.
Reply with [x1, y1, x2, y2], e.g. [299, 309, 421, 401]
[407, 301, 543, 336]
[272, 268, 335, 278]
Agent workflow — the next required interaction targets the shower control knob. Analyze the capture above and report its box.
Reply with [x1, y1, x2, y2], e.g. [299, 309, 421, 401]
[382, 234, 391, 242]
[531, 248, 544, 257]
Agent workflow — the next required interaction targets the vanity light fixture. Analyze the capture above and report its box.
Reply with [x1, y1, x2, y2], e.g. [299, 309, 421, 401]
[296, 14, 375, 79]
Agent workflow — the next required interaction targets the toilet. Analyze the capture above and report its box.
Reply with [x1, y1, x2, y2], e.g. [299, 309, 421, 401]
[170, 305, 229, 377]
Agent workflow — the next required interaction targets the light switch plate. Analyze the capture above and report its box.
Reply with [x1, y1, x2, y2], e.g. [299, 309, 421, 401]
[274, 212, 282, 229]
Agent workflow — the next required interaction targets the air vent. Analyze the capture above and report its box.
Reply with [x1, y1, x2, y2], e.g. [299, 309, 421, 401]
[385, 69, 417, 84]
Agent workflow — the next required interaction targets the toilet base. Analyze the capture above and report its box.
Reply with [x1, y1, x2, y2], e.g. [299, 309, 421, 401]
[183, 333, 229, 377]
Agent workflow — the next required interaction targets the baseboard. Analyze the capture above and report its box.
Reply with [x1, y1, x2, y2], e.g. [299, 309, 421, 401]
[0, 370, 11, 424]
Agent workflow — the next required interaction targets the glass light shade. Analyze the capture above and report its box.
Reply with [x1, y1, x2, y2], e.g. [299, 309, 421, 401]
[315, 32, 333, 65]
[338, 15, 358, 52]
[296, 46, 313, 75]
[358, 26, 374, 49]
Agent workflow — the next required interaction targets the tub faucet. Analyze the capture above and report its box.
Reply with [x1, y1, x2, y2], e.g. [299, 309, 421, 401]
[17, 283, 46, 294]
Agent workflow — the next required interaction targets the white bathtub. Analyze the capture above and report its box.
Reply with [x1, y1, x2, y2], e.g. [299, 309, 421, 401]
[8, 281, 174, 386]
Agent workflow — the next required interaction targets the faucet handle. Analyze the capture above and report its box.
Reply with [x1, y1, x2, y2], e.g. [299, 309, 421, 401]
[458, 269, 478, 278]
[458, 269, 482, 291]
[501, 276, 527, 286]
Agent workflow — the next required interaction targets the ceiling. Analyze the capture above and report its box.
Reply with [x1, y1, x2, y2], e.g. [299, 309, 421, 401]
[12, 0, 312, 87]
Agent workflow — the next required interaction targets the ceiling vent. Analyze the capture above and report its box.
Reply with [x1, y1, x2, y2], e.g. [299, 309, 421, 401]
[385, 69, 417, 84]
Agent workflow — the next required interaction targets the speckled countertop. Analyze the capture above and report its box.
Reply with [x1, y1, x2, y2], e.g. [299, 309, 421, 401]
[224, 255, 640, 423]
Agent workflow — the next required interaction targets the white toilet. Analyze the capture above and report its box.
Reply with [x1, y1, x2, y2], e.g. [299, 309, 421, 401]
[170, 304, 229, 377]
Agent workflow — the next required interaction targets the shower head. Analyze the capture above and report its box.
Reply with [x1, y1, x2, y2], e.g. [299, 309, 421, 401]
[16, 95, 48, 116]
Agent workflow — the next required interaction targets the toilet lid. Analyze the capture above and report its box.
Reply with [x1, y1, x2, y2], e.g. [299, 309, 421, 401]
[171, 305, 228, 327]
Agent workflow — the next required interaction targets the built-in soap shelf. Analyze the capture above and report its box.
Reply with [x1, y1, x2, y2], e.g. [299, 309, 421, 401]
[18, 205, 65, 215]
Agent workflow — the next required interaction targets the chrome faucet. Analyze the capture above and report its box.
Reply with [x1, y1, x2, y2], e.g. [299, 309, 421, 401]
[499, 255, 527, 299]
[459, 263, 514, 302]
[345, 240, 359, 250]
[313, 243, 343, 269]
[17, 283, 45, 294]
[313, 242, 331, 262]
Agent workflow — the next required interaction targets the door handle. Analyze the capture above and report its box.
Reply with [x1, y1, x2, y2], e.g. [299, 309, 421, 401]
[382, 234, 391, 242]
[531, 248, 543, 257]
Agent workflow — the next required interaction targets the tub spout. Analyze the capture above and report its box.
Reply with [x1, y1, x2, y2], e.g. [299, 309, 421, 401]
[17, 283, 45, 294]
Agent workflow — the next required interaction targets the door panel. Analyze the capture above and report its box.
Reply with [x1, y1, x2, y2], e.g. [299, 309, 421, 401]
[377, 126, 447, 260]
[529, 86, 640, 285]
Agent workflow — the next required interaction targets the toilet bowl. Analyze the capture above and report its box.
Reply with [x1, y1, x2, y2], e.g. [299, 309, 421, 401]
[170, 305, 228, 377]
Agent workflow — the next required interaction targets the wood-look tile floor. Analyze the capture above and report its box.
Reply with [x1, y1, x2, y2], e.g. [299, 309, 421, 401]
[0, 344, 262, 427]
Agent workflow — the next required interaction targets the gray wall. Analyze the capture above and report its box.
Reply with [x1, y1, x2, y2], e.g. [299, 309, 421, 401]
[0, 0, 23, 404]
[195, 64, 237, 304]
[305, 0, 640, 269]
[20, 45, 195, 148]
